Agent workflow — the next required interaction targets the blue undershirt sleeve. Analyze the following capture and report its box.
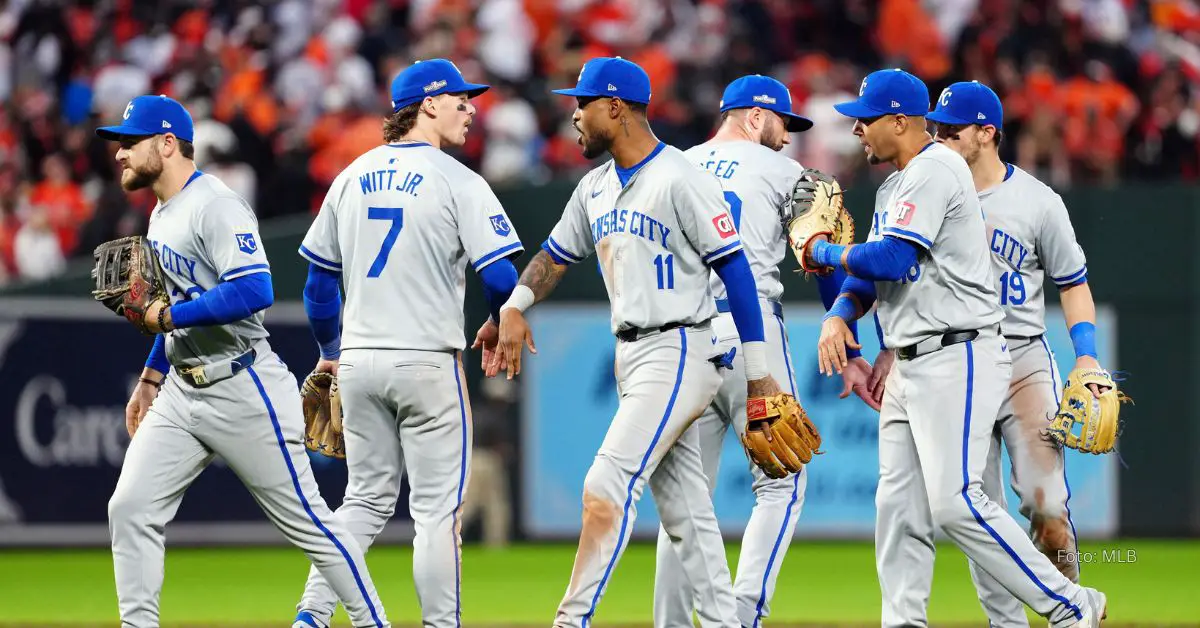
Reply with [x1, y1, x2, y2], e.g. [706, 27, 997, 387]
[710, 250, 765, 343]
[815, 267, 862, 358]
[479, 258, 519, 321]
[825, 275, 878, 323]
[302, 264, 342, 359]
[145, 334, 169, 374]
[811, 236, 921, 282]
[170, 272, 274, 329]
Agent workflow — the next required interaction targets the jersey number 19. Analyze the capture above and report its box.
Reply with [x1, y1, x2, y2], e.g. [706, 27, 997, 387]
[999, 270, 1026, 305]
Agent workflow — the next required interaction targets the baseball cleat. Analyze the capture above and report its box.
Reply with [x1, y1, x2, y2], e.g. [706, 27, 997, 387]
[1084, 587, 1108, 625]
[1054, 588, 1106, 627]
[293, 610, 326, 628]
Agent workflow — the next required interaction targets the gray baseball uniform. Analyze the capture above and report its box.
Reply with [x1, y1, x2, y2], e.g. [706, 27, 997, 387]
[653, 140, 806, 628]
[870, 143, 1089, 627]
[966, 164, 1089, 627]
[544, 142, 742, 627]
[295, 142, 523, 627]
[109, 172, 388, 628]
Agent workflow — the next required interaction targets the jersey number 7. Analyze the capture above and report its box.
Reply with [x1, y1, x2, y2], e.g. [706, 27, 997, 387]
[367, 206, 404, 278]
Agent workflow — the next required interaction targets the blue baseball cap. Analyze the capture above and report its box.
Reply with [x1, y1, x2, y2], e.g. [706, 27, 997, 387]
[96, 95, 194, 142]
[552, 57, 652, 105]
[390, 59, 489, 112]
[833, 69, 930, 119]
[927, 80, 1003, 130]
[719, 75, 813, 132]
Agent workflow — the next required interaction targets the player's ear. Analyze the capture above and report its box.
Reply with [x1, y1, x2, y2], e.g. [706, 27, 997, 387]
[748, 107, 764, 130]
[156, 135, 173, 157]
[609, 97, 624, 120]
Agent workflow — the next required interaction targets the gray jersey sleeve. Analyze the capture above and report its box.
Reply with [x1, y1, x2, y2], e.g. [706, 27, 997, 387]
[674, 169, 743, 265]
[456, 176, 524, 271]
[543, 179, 596, 264]
[299, 174, 346, 271]
[1038, 193, 1088, 287]
[196, 194, 271, 281]
[880, 158, 954, 251]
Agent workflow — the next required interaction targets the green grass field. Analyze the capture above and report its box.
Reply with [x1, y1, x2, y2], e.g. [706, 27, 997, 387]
[3, 540, 1197, 626]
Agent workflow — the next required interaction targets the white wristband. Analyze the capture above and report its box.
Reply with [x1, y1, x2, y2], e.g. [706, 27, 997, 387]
[742, 341, 769, 380]
[500, 285, 535, 314]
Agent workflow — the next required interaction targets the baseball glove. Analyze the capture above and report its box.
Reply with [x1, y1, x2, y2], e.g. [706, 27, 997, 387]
[742, 393, 823, 479]
[301, 371, 345, 459]
[1045, 368, 1132, 454]
[91, 236, 169, 335]
[785, 169, 854, 274]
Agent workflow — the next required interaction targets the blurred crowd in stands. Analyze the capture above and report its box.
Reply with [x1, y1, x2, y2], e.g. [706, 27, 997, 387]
[0, 0, 1197, 285]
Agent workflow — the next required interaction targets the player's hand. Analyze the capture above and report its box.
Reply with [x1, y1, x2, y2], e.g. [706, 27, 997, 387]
[315, 357, 339, 377]
[817, 316, 860, 375]
[471, 318, 504, 377]
[747, 374, 783, 399]
[803, 234, 829, 269]
[126, 376, 160, 438]
[840, 356, 880, 411]
[1073, 355, 1107, 398]
[869, 349, 895, 406]
[497, 308, 536, 380]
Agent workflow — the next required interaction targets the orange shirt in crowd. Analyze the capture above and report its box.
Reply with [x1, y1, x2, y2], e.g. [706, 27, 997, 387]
[1058, 76, 1138, 122]
[27, 181, 92, 255]
[876, 0, 951, 80]
[308, 116, 384, 196]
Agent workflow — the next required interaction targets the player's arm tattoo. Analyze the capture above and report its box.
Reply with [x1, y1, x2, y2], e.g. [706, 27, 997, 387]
[519, 249, 569, 303]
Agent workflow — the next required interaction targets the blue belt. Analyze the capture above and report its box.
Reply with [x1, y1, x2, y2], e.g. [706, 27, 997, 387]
[177, 348, 257, 387]
[715, 298, 783, 318]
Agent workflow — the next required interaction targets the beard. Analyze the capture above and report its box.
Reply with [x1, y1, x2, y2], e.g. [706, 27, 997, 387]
[760, 123, 786, 151]
[121, 153, 163, 191]
[580, 126, 613, 160]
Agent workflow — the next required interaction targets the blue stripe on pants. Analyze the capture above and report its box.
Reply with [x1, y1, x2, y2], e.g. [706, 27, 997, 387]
[751, 473, 800, 627]
[582, 328, 689, 627]
[957, 343, 1082, 621]
[247, 366, 382, 628]
[1038, 336, 1080, 572]
[452, 354, 468, 626]
[750, 314, 803, 626]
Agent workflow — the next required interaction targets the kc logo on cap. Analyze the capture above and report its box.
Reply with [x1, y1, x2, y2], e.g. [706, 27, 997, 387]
[834, 69, 931, 119]
[927, 80, 1004, 130]
[96, 94, 195, 143]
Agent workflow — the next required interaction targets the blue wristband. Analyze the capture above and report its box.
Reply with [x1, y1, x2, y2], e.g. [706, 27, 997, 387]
[824, 295, 858, 322]
[1069, 321, 1097, 359]
[811, 240, 846, 268]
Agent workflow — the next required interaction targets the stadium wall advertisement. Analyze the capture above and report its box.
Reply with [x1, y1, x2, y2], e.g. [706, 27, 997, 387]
[521, 303, 1119, 541]
[0, 297, 414, 547]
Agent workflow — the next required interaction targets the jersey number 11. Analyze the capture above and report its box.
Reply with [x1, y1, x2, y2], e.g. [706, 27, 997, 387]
[654, 254, 674, 290]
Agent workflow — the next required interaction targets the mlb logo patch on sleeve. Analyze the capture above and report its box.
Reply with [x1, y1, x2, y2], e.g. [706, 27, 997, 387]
[490, 214, 512, 236]
[235, 232, 258, 254]
[712, 212, 736, 238]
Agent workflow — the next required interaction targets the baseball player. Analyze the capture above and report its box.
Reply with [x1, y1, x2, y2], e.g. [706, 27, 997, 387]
[493, 57, 788, 628]
[291, 59, 523, 628]
[800, 69, 1107, 626]
[926, 80, 1109, 626]
[98, 95, 389, 628]
[652, 74, 870, 628]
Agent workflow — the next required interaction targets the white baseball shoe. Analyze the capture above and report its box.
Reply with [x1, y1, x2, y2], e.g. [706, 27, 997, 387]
[1055, 587, 1106, 627]
[293, 610, 327, 628]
